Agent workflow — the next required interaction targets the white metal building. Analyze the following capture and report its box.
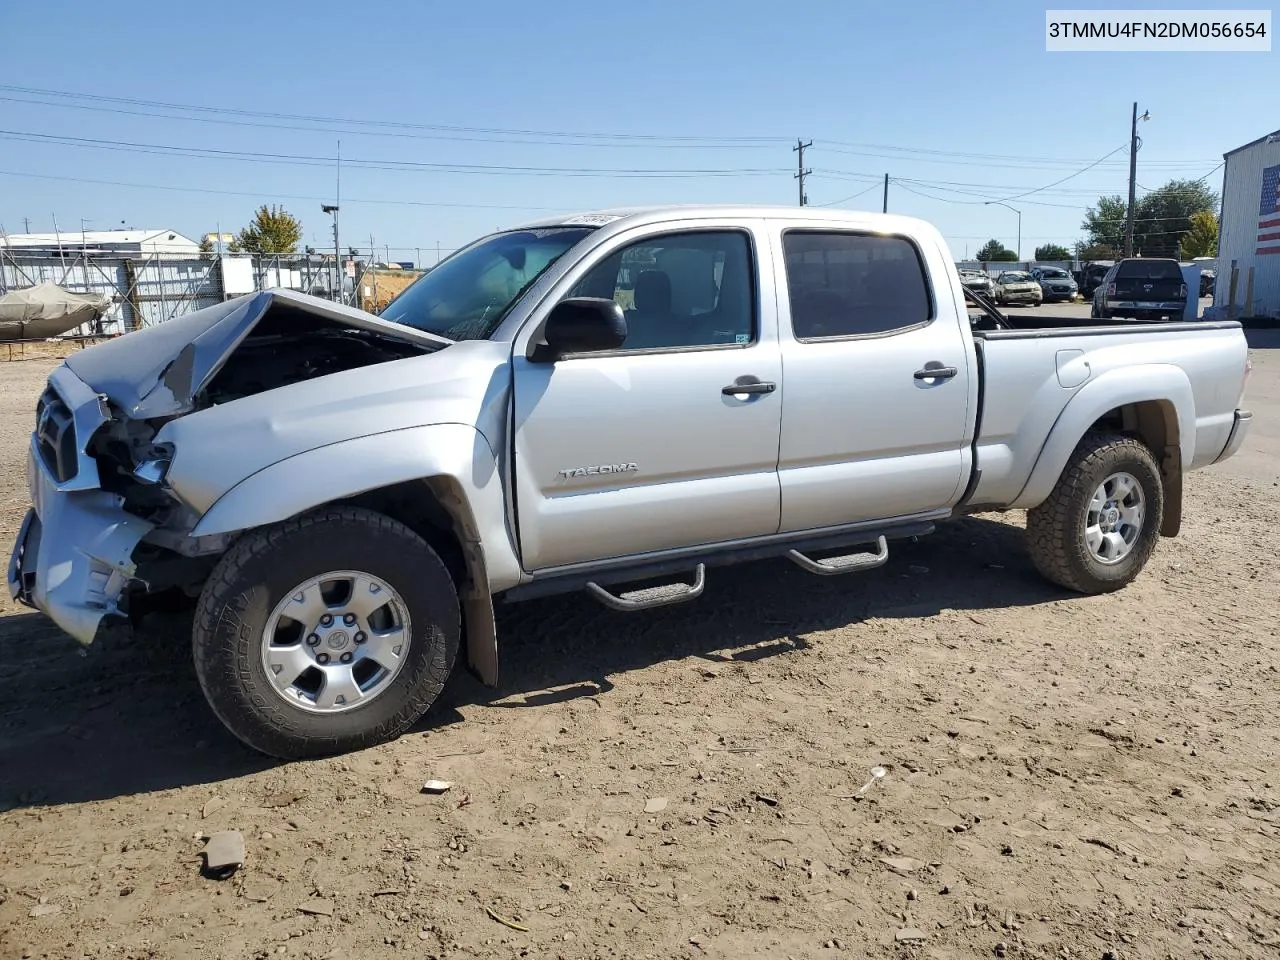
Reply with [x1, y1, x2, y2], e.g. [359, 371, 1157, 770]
[1213, 129, 1280, 319]
[0, 228, 200, 256]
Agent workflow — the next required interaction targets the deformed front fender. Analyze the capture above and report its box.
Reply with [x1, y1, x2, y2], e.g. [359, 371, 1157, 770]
[185, 422, 520, 686]
[1010, 364, 1194, 512]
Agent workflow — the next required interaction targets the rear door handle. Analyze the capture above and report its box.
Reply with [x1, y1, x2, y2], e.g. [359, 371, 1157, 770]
[722, 377, 776, 396]
[914, 364, 958, 381]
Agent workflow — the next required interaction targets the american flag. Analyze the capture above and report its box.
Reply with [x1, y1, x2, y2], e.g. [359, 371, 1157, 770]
[1259, 162, 1280, 256]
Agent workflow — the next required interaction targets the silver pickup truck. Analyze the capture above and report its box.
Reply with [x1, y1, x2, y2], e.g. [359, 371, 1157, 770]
[8, 206, 1253, 759]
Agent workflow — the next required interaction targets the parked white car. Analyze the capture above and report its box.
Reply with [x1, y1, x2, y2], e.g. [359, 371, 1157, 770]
[993, 270, 1044, 306]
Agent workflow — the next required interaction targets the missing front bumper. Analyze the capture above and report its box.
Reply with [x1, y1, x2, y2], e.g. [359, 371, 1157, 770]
[8, 444, 155, 645]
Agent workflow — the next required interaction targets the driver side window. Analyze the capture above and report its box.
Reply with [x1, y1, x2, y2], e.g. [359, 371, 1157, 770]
[568, 230, 755, 350]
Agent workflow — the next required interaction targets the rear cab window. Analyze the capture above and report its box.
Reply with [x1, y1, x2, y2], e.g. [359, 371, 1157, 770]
[1116, 259, 1183, 280]
[781, 231, 933, 340]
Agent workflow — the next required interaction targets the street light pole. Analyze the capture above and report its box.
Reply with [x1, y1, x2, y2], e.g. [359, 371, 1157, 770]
[985, 200, 1022, 261]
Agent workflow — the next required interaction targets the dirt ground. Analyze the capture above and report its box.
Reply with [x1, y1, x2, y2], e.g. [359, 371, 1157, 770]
[1, 331, 1277, 960]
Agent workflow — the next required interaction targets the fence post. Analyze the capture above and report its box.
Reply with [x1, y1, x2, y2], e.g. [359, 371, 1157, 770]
[122, 260, 144, 332]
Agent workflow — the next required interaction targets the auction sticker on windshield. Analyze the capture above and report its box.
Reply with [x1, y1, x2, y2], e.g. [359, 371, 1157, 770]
[560, 214, 624, 226]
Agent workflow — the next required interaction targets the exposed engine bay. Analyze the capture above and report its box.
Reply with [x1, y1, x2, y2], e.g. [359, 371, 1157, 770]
[200, 306, 431, 407]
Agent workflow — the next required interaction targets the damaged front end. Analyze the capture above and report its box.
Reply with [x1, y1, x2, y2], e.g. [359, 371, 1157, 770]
[8, 289, 448, 643]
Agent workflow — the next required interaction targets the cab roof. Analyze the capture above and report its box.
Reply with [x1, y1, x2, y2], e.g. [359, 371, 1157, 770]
[511, 204, 940, 237]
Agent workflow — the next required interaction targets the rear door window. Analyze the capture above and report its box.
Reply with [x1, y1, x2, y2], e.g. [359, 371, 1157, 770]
[1116, 259, 1183, 280]
[782, 231, 933, 339]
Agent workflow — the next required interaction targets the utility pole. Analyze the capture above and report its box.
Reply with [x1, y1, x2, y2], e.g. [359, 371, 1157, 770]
[793, 139, 812, 206]
[882, 173, 889, 213]
[22, 217, 31, 233]
[1125, 102, 1149, 257]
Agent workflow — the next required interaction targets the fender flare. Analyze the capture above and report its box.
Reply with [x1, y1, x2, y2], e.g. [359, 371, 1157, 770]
[190, 423, 518, 686]
[1010, 364, 1194, 516]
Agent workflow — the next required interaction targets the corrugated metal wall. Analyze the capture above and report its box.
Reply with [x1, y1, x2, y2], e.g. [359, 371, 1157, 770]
[1214, 134, 1280, 319]
[0, 253, 343, 336]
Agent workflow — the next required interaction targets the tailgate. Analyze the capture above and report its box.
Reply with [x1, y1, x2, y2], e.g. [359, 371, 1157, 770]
[1115, 277, 1183, 299]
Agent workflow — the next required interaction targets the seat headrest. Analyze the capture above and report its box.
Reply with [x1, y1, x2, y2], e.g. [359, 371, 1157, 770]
[634, 270, 673, 314]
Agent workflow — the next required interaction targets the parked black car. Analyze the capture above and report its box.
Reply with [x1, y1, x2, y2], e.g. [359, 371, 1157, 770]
[1091, 258, 1188, 321]
[1077, 261, 1114, 298]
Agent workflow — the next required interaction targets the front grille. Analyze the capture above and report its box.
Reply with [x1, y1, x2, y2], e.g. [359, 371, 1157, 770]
[35, 386, 77, 483]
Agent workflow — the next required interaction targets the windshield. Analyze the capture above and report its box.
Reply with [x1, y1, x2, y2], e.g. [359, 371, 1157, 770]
[1000, 272, 1032, 282]
[379, 226, 595, 340]
[1039, 268, 1069, 278]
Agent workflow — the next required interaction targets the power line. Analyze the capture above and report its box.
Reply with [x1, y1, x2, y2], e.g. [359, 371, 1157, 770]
[0, 84, 788, 146]
[0, 168, 570, 212]
[814, 182, 882, 207]
[0, 128, 791, 178]
[817, 138, 1215, 167]
[0, 93, 781, 151]
[816, 142, 1213, 172]
[993, 142, 1130, 203]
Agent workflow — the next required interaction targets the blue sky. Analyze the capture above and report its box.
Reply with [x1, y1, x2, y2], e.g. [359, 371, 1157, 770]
[0, 0, 1272, 263]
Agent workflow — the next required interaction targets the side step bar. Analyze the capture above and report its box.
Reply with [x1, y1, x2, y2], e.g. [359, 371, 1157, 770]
[502, 519, 934, 606]
[583, 535, 889, 612]
[585, 564, 706, 612]
[787, 536, 888, 575]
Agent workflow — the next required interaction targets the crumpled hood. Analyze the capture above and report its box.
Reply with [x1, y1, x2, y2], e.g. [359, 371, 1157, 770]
[154, 337, 512, 516]
[63, 289, 452, 419]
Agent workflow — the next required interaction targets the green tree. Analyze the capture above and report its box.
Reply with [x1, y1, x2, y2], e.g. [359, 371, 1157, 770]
[1082, 179, 1218, 259]
[1135, 180, 1218, 258]
[1034, 243, 1073, 262]
[1180, 210, 1218, 258]
[198, 236, 215, 260]
[976, 238, 1017, 262]
[1075, 241, 1117, 261]
[234, 205, 302, 255]
[1081, 195, 1129, 252]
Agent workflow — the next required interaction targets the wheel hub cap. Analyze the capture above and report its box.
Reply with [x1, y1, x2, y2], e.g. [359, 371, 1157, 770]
[1084, 472, 1146, 565]
[261, 570, 411, 714]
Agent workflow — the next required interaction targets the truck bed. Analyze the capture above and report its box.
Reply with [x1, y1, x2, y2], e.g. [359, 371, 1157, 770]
[965, 315, 1247, 510]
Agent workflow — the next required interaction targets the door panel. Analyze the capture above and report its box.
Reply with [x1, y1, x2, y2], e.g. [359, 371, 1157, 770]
[511, 224, 783, 572]
[774, 228, 973, 533]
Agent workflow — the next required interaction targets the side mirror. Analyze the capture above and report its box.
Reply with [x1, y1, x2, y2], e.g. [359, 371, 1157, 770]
[534, 297, 627, 361]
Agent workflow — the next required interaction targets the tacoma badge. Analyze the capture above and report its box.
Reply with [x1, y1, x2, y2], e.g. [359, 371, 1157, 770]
[557, 462, 638, 480]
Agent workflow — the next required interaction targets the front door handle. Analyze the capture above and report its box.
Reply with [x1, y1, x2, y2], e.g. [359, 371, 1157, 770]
[914, 363, 958, 381]
[722, 377, 776, 396]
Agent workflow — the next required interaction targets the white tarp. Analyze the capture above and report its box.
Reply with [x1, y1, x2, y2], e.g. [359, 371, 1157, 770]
[0, 282, 111, 340]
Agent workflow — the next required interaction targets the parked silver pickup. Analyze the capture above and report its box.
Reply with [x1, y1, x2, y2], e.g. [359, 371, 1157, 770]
[9, 206, 1253, 759]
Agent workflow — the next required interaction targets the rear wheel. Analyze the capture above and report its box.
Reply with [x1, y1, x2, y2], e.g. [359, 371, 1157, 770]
[192, 506, 460, 759]
[1025, 432, 1163, 594]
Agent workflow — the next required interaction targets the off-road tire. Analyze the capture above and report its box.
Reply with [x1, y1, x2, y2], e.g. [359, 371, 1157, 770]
[1026, 432, 1163, 594]
[192, 506, 460, 760]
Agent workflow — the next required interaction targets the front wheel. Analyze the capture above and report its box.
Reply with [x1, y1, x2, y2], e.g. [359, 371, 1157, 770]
[192, 507, 461, 759]
[1025, 432, 1163, 594]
